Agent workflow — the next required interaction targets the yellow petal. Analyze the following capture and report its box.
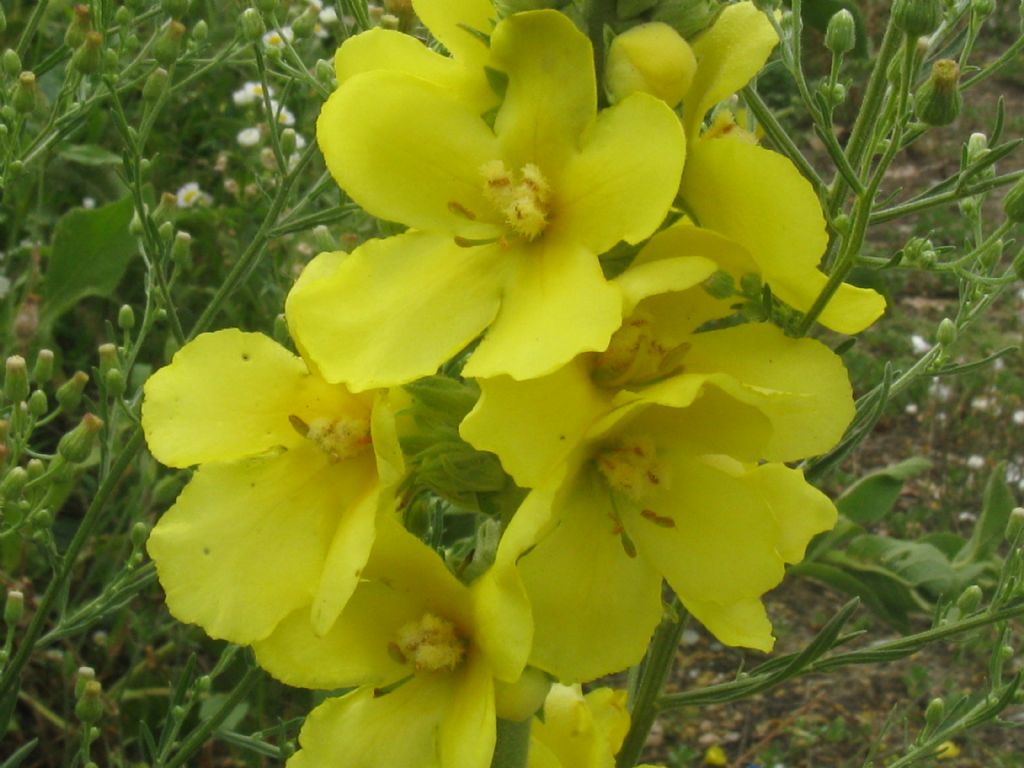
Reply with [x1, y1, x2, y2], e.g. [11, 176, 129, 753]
[520, 472, 664, 682]
[439, 651, 497, 768]
[683, 595, 774, 652]
[682, 323, 854, 461]
[490, 10, 595, 173]
[147, 446, 366, 644]
[413, 0, 494, 67]
[142, 329, 350, 468]
[317, 70, 501, 237]
[286, 232, 506, 390]
[683, 2, 777, 138]
[460, 359, 611, 489]
[532, 685, 629, 768]
[681, 139, 885, 333]
[556, 93, 685, 254]
[461, 238, 621, 381]
[287, 678, 455, 768]
[614, 255, 716, 316]
[334, 28, 495, 110]
[744, 463, 837, 563]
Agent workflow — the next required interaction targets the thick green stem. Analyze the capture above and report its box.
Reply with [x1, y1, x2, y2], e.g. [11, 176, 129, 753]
[491, 717, 531, 768]
[615, 607, 686, 768]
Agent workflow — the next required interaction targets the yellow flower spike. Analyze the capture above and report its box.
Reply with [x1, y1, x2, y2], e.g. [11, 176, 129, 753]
[254, 517, 532, 768]
[528, 685, 631, 768]
[142, 329, 403, 645]
[606, 22, 698, 108]
[301, 10, 685, 388]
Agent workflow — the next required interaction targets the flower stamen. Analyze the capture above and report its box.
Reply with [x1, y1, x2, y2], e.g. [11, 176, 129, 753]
[394, 613, 466, 673]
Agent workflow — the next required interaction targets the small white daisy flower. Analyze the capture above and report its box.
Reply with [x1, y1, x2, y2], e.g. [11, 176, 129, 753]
[971, 396, 991, 412]
[82, 197, 96, 209]
[269, 99, 296, 126]
[262, 26, 294, 49]
[175, 182, 211, 208]
[966, 454, 986, 470]
[910, 334, 932, 355]
[236, 127, 261, 147]
[232, 81, 273, 106]
[319, 7, 338, 24]
[1013, 410, 1024, 426]
[904, 403, 919, 415]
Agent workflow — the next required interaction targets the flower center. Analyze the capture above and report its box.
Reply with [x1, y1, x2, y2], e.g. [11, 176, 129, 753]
[595, 434, 668, 502]
[480, 160, 551, 240]
[591, 312, 688, 389]
[392, 613, 466, 673]
[289, 414, 371, 462]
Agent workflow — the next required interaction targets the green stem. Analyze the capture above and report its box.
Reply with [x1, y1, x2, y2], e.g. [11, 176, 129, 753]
[490, 717, 531, 768]
[615, 607, 686, 768]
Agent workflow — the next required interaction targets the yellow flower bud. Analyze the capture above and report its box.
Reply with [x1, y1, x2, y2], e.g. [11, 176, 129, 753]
[605, 22, 697, 108]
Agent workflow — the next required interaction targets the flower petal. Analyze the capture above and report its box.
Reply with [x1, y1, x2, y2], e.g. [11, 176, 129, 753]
[519, 471, 664, 682]
[680, 139, 885, 333]
[287, 232, 506, 390]
[334, 28, 495, 110]
[490, 11, 595, 173]
[317, 70, 501, 236]
[614, 255, 716, 316]
[413, 0, 495, 67]
[142, 329, 350, 467]
[460, 359, 611, 489]
[461, 238, 621, 381]
[557, 93, 685, 253]
[286, 678, 455, 768]
[744, 462, 837, 563]
[439, 651, 497, 768]
[147, 446, 366, 644]
[682, 1, 777, 138]
[682, 323, 854, 461]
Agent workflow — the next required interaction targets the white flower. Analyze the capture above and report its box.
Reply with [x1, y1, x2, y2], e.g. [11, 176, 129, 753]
[236, 127, 261, 147]
[904, 403, 919, 415]
[269, 99, 295, 126]
[82, 197, 96, 209]
[294, 132, 307, 150]
[966, 455, 986, 470]
[910, 334, 932, 355]
[1007, 464, 1022, 484]
[958, 510, 977, 523]
[970, 396, 991, 412]
[319, 7, 338, 24]
[175, 182, 211, 208]
[232, 81, 273, 106]
[1013, 410, 1024, 426]
[262, 27, 294, 49]
[307, 0, 323, 9]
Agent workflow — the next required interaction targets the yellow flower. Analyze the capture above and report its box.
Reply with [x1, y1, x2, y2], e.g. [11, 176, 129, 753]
[252, 516, 532, 768]
[606, 22, 697, 108]
[288, 10, 685, 390]
[461, 276, 851, 679]
[678, 2, 886, 334]
[528, 685, 631, 768]
[142, 328, 403, 645]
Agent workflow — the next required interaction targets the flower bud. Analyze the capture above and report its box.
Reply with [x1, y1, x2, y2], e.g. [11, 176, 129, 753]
[605, 22, 697, 108]
[702, 270, 735, 299]
[3, 590, 24, 627]
[72, 31, 104, 75]
[892, 0, 942, 37]
[32, 349, 54, 384]
[104, 369, 125, 398]
[4, 356, 29, 403]
[143, 67, 169, 102]
[936, 318, 956, 347]
[902, 236, 937, 267]
[314, 58, 335, 87]
[25, 458, 44, 480]
[171, 231, 192, 268]
[256, 0, 277, 12]
[1007, 507, 1024, 542]
[925, 696, 945, 728]
[193, 19, 208, 42]
[972, 0, 995, 17]
[825, 9, 857, 55]
[56, 371, 89, 412]
[2, 49, 21, 77]
[158, 220, 174, 241]
[114, 7, 132, 26]
[241, 9, 266, 42]
[97, 343, 119, 379]
[13, 71, 38, 114]
[914, 59, 961, 126]
[494, 667, 552, 721]
[956, 584, 982, 614]
[65, 5, 92, 49]
[292, 6, 318, 38]
[153, 21, 186, 66]
[118, 305, 135, 331]
[58, 413, 104, 463]
[161, 0, 189, 18]
[75, 667, 96, 698]
[130, 521, 149, 550]
[0, 466, 28, 499]
[75, 680, 104, 724]
[27, 389, 48, 417]
[1003, 176, 1024, 223]
[280, 127, 297, 155]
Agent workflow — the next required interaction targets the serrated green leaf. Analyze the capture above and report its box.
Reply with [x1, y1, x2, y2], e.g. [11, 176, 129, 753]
[836, 457, 932, 524]
[40, 196, 138, 327]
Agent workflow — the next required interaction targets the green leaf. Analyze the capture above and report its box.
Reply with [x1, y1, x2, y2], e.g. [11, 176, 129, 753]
[836, 457, 932, 524]
[955, 462, 1015, 565]
[39, 196, 138, 327]
[618, 0, 659, 18]
[58, 143, 123, 166]
[844, 534, 958, 599]
[790, 561, 913, 631]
